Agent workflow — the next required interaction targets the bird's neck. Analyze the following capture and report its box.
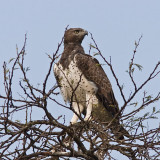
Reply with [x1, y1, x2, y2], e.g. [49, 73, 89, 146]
[64, 43, 82, 51]
[63, 43, 85, 56]
[59, 43, 85, 69]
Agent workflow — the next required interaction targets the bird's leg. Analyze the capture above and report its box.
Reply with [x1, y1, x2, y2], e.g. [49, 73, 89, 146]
[84, 94, 93, 122]
[70, 102, 84, 124]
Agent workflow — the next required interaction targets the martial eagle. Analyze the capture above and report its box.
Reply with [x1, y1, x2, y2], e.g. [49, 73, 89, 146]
[54, 28, 129, 140]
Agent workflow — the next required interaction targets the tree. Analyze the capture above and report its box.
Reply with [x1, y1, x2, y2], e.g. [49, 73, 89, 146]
[0, 31, 160, 160]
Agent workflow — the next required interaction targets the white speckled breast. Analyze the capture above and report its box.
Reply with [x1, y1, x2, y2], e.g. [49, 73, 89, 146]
[54, 57, 98, 106]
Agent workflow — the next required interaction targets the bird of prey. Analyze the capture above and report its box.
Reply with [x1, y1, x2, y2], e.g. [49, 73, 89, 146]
[54, 28, 129, 140]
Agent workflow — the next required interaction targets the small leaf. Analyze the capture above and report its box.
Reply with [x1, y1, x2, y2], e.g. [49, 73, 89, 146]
[153, 107, 156, 113]
[5, 69, 9, 74]
[134, 118, 140, 122]
[131, 68, 135, 73]
[93, 52, 99, 56]
[134, 63, 143, 71]
[121, 84, 124, 90]
[130, 102, 138, 107]
[46, 53, 53, 60]
[144, 112, 149, 118]
[129, 62, 133, 70]
[71, 80, 74, 84]
[13, 68, 19, 70]
[150, 116, 158, 119]
[90, 44, 96, 48]
[15, 120, 21, 123]
[145, 95, 152, 102]
[156, 110, 160, 114]
[8, 58, 15, 63]
[125, 70, 129, 73]
[26, 67, 30, 72]
[96, 63, 101, 67]
[135, 41, 137, 46]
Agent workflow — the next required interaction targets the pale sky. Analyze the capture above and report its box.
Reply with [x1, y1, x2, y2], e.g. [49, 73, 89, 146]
[0, 1, 160, 159]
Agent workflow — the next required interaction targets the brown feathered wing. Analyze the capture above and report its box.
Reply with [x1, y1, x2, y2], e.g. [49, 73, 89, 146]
[75, 53, 130, 139]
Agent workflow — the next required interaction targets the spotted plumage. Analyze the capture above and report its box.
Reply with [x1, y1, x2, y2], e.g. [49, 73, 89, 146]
[54, 28, 129, 140]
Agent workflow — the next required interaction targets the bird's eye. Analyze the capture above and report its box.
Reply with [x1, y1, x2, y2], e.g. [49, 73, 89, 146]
[74, 30, 79, 34]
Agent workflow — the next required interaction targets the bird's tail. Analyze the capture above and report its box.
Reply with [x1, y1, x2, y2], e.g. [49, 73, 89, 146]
[111, 122, 131, 140]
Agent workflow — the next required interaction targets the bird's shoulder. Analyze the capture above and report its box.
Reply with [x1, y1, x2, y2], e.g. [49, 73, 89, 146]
[75, 53, 109, 82]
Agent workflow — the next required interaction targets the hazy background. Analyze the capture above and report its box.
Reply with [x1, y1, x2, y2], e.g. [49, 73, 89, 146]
[0, 1, 160, 159]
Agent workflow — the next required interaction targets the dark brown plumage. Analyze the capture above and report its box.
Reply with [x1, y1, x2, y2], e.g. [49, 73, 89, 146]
[75, 54, 119, 117]
[54, 28, 130, 140]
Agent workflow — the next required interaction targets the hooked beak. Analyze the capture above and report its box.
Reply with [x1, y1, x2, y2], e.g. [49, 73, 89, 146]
[84, 30, 88, 36]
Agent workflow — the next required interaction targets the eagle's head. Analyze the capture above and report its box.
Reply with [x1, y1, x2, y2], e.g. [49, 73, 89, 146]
[64, 28, 88, 45]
